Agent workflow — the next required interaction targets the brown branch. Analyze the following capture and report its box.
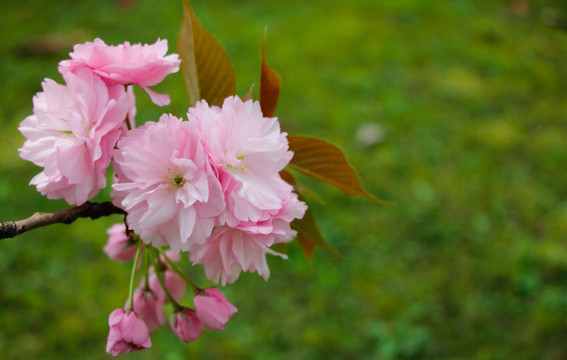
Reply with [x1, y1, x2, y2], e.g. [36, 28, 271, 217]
[0, 201, 125, 240]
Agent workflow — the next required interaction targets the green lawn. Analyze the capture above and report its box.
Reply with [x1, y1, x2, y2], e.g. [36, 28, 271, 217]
[1, 0, 567, 359]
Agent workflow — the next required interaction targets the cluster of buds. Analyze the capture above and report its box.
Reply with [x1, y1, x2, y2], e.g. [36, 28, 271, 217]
[103, 224, 237, 355]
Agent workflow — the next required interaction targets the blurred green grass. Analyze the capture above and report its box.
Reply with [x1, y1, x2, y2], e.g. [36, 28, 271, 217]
[2, 0, 567, 359]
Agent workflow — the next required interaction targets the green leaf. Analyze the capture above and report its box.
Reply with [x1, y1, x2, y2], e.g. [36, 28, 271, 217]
[291, 198, 343, 259]
[178, 0, 236, 106]
[259, 29, 281, 117]
[288, 135, 394, 205]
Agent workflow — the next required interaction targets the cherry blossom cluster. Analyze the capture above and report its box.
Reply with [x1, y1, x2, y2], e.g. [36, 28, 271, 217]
[18, 38, 306, 356]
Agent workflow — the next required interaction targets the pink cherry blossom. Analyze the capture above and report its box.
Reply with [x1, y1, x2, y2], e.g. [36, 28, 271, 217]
[188, 96, 294, 226]
[111, 114, 225, 253]
[132, 289, 165, 332]
[190, 193, 307, 285]
[148, 270, 186, 303]
[106, 308, 151, 356]
[193, 287, 237, 331]
[103, 223, 137, 262]
[170, 309, 203, 343]
[19, 68, 130, 205]
[59, 38, 180, 105]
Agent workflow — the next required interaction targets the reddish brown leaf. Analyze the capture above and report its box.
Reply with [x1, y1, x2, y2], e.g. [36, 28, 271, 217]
[259, 29, 281, 117]
[297, 234, 316, 264]
[178, 0, 236, 106]
[240, 84, 254, 102]
[291, 200, 342, 258]
[280, 169, 324, 204]
[288, 135, 393, 205]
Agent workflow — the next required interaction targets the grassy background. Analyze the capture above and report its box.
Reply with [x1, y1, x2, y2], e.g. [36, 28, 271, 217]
[1, 0, 567, 359]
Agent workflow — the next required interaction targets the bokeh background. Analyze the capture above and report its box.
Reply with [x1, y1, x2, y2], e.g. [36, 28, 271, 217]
[2, 0, 567, 359]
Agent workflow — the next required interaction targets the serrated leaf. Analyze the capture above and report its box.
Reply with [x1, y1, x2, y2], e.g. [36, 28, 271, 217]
[297, 234, 316, 264]
[291, 200, 342, 258]
[178, 0, 236, 106]
[259, 29, 281, 117]
[288, 135, 394, 205]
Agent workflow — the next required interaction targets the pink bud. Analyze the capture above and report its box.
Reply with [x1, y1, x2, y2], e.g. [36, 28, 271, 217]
[193, 287, 238, 331]
[132, 289, 165, 332]
[149, 270, 186, 303]
[103, 224, 136, 262]
[106, 308, 151, 356]
[169, 308, 203, 343]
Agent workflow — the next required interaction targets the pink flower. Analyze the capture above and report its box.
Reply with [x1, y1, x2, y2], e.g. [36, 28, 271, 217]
[148, 270, 186, 303]
[193, 287, 237, 331]
[132, 289, 165, 332]
[106, 308, 151, 356]
[170, 308, 203, 343]
[111, 114, 225, 253]
[103, 223, 137, 262]
[190, 193, 307, 285]
[190, 226, 288, 285]
[188, 96, 294, 226]
[59, 38, 180, 106]
[19, 68, 130, 205]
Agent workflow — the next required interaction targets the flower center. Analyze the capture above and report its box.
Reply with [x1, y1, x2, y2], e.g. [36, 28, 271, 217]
[173, 175, 186, 187]
[165, 168, 187, 189]
[226, 154, 248, 175]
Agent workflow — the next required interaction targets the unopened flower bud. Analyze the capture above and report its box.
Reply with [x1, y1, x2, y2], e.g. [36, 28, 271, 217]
[170, 308, 203, 343]
[194, 287, 237, 331]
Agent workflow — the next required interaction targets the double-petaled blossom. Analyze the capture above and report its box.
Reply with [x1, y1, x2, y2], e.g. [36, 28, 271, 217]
[193, 287, 237, 331]
[111, 114, 225, 253]
[190, 193, 307, 285]
[170, 308, 203, 343]
[59, 38, 180, 106]
[184, 96, 307, 284]
[132, 289, 165, 332]
[103, 223, 137, 262]
[188, 96, 294, 226]
[19, 68, 130, 205]
[106, 308, 151, 356]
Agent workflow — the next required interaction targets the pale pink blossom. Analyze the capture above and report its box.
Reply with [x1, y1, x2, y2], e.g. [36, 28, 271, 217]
[111, 114, 225, 252]
[170, 308, 203, 343]
[190, 193, 307, 285]
[59, 38, 180, 105]
[193, 287, 237, 331]
[132, 289, 165, 332]
[188, 96, 294, 226]
[103, 223, 137, 262]
[106, 308, 151, 356]
[148, 270, 186, 303]
[19, 68, 130, 205]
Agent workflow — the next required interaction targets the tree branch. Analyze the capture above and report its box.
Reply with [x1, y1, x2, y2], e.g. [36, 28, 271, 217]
[0, 201, 126, 240]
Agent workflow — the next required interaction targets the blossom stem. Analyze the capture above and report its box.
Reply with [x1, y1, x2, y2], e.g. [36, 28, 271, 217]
[158, 248, 200, 294]
[126, 244, 144, 311]
[143, 249, 150, 291]
[149, 247, 182, 312]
